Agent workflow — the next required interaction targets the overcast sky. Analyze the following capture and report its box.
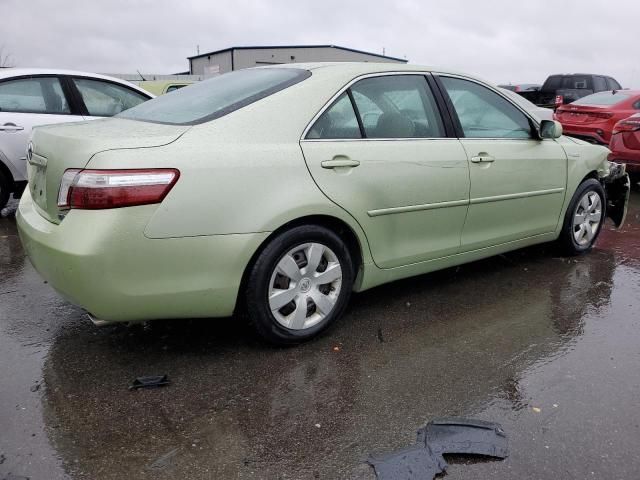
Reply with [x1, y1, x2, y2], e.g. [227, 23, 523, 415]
[2, 0, 639, 87]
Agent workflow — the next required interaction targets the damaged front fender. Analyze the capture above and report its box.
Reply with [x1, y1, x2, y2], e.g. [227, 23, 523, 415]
[602, 162, 630, 228]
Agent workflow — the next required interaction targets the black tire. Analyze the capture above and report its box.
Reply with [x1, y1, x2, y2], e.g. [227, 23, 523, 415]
[558, 178, 606, 256]
[245, 225, 354, 345]
[0, 170, 10, 210]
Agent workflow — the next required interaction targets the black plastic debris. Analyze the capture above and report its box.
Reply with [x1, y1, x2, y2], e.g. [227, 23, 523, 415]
[368, 445, 446, 480]
[129, 374, 170, 390]
[368, 418, 508, 480]
[416, 417, 508, 458]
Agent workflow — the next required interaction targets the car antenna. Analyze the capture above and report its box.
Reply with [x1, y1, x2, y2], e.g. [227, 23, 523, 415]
[137, 70, 146, 81]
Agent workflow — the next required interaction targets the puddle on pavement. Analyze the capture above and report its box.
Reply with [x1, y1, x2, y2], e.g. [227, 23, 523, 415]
[1, 192, 639, 479]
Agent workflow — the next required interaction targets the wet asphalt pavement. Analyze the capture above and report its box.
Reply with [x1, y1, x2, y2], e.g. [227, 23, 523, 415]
[1, 192, 640, 480]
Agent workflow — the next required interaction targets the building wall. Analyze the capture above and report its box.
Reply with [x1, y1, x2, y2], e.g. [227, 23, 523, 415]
[190, 47, 405, 76]
[190, 51, 232, 76]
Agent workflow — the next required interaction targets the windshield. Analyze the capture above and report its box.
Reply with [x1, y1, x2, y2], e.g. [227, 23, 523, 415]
[118, 68, 310, 125]
[573, 91, 631, 106]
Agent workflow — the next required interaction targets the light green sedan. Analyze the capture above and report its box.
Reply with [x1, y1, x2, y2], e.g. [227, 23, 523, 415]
[16, 63, 630, 344]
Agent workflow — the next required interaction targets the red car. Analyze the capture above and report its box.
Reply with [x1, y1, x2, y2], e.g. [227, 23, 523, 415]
[609, 113, 640, 177]
[554, 90, 640, 145]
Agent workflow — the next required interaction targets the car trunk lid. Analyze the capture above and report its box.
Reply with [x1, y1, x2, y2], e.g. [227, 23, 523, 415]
[556, 105, 613, 124]
[28, 118, 189, 224]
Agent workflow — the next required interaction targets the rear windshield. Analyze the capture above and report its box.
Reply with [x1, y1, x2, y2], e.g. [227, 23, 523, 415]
[118, 68, 310, 125]
[573, 91, 631, 106]
[544, 75, 592, 91]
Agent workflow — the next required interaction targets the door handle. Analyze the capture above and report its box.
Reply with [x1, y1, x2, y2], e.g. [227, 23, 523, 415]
[321, 158, 360, 169]
[470, 154, 495, 163]
[0, 123, 24, 132]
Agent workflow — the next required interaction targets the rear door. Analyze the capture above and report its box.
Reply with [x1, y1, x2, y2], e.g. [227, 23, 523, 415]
[300, 73, 470, 269]
[0, 75, 82, 181]
[436, 75, 567, 251]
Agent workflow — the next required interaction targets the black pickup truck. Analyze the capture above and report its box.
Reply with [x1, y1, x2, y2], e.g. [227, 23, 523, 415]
[518, 74, 623, 108]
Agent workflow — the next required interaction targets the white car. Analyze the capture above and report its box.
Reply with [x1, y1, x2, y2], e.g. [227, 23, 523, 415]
[0, 69, 153, 208]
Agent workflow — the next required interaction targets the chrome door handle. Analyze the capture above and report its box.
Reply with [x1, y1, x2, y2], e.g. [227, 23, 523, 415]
[321, 159, 360, 169]
[0, 123, 24, 132]
[470, 155, 495, 163]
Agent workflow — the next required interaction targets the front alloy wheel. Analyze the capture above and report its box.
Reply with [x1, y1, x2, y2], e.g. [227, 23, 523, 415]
[559, 178, 606, 255]
[245, 225, 354, 345]
[572, 191, 602, 246]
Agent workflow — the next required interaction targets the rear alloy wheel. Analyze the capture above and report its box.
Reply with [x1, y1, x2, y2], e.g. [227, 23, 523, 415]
[559, 178, 606, 255]
[245, 226, 353, 345]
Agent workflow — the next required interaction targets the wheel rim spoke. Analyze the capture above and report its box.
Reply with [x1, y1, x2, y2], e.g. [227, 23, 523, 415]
[314, 263, 342, 285]
[574, 212, 586, 226]
[289, 296, 308, 329]
[305, 243, 325, 274]
[269, 287, 298, 312]
[277, 254, 302, 281]
[310, 290, 336, 315]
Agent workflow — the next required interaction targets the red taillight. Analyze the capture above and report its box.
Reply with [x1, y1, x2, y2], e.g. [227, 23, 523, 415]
[514, 86, 521, 93]
[588, 111, 614, 120]
[58, 169, 180, 210]
[612, 115, 640, 135]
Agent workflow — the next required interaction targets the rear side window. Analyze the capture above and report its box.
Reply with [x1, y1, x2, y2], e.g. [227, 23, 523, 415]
[306, 93, 361, 139]
[607, 77, 622, 90]
[593, 76, 607, 92]
[441, 77, 532, 139]
[0, 76, 70, 114]
[119, 68, 310, 125]
[74, 78, 148, 116]
[573, 91, 631, 106]
[306, 74, 445, 140]
[350, 75, 444, 138]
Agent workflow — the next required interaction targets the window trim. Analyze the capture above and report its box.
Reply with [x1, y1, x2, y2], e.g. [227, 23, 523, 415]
[432, 73, 542, 141]
[67, 75, 152, 118]
[301, 71, 454, 142]
[0, 74, 79, 116]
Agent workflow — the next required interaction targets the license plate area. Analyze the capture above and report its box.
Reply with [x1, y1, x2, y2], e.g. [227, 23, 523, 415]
[28, 155, 48, 209]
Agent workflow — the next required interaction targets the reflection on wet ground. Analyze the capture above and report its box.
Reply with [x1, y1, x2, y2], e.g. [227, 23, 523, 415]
[1, 192, 640, 479]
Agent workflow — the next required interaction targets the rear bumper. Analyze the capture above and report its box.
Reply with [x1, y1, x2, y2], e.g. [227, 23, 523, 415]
[17, 190, 269, 322]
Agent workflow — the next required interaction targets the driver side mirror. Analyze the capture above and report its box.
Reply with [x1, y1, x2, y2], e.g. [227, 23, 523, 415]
[539, 120, 563, 139]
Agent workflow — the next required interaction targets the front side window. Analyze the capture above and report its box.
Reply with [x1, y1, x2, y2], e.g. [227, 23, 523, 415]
[306, 93, 361, 139]
[119, 68, 310, 125]
[74, 78, 148, 116]
[440, 77, 532, 139]
[350, 75, 444, 138]
[0, 76, 69, 114]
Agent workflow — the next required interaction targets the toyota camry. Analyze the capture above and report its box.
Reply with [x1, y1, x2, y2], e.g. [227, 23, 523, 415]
[17, 63, 630, 344]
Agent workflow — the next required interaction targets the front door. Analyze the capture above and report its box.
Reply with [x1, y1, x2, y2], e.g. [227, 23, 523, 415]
[300, 74, 470, 269]
[437, 76, 567, 251]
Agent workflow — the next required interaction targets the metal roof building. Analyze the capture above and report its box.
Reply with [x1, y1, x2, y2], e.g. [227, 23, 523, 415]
[188, 45, 407, 76]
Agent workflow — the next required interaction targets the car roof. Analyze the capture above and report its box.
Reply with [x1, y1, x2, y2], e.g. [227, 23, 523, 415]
[0, 68, 154, 97]
[266, 62, 493, 84]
